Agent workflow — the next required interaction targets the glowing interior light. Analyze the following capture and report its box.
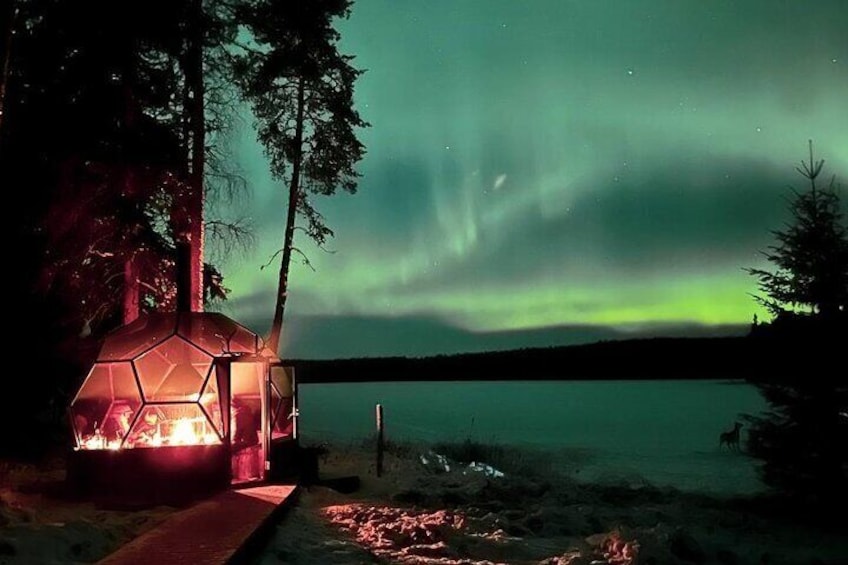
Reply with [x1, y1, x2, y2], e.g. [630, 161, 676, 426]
[78, 435, 121, 450]
[171, 419, 199, 445]
[77, 413, 221, 449]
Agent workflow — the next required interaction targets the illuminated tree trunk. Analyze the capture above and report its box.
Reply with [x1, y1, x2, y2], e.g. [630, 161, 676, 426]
[174, 34, 192, 313]
[122, 159, 140, 323]
[123, 258, 140, 323]
[121, 42, 139, 324]
[187, 0, 205, 312]
[175, 0, 205, 312]
[267, 77, 304, 354]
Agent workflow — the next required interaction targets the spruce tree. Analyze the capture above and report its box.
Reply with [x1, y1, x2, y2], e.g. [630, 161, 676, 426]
[746, 142, 848, 505]
[749, 141, 848, 325]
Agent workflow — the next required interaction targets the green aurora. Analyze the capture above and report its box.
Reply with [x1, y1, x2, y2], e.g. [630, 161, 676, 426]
[217, 0, 848, 358]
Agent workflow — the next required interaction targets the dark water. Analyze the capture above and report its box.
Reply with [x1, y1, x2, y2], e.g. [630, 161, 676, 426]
[299, 379, 768, 494]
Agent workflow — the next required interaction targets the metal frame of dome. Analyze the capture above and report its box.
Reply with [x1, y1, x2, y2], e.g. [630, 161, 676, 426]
[96, 312, 262, 361]
[71, 313, 266, 451]
[67, 313, 298, 504]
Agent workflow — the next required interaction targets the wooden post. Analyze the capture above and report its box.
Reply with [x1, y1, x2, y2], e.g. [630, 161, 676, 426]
[376, 403, 384, 478]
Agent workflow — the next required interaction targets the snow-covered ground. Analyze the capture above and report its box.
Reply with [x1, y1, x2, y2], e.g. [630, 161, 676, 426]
[259, 441, 846, 565]
[0, 461, 173, 564]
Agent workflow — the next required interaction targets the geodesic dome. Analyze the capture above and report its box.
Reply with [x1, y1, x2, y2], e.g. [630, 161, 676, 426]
[71, 313, 263, 450]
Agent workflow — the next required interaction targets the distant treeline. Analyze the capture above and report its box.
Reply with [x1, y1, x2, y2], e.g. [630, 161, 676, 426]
[290, 337, 735, 383]
[289, 335, 845, 384]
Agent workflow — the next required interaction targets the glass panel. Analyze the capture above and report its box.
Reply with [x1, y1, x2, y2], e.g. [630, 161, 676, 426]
[270, 366, 293, 396]
[178, 313, 258, 356]
[231, 395, 262, 448]
[269, 381, 284, 440]
[134, 336, 212, 402]
[230, 362, 266, 483]
[230, 362, 263, 446]
[132, 349, 170, 398]
[227, 325, 259, 355]
[269, 366, 294, 439]
[269, 381, 282, 418]
[272, 397, 294, 440]
[124, 404, 221, 448]
[71, 362, 141, 450]
[154, 363, 207, 401]
[98, 314, 175, 361]
[199, 368, 223, 437]
[230, 361, 264, 397]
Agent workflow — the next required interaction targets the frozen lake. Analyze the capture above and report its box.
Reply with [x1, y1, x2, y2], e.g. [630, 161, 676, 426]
[298, 379, 768, 495]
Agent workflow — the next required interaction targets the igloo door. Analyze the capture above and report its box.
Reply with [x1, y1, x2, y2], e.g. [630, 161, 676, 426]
[229, 360, 268, 484]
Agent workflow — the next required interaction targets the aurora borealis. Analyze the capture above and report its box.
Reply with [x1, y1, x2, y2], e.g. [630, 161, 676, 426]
[219, 0, 847, 358]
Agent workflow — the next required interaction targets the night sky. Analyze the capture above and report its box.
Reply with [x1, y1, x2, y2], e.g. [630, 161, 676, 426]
[217, 0, 847, 359]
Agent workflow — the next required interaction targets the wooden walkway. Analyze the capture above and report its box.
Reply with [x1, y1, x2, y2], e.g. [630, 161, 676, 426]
[99, 484, 298, 565]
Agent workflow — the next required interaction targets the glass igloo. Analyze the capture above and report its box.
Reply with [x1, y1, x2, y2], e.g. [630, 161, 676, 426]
[71, 313, 263, 451]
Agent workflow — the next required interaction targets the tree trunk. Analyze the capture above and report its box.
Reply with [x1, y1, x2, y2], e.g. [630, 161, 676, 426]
[123, 258, 140, 323]
[187, 0, 205, 312]
[267, 76, 305, 354]
[121, 35, 139, 324]
[173, 36, 192, 312]
[121, 157, 140, 322]
[0, 1, 17, 135]
[175, 0, 205, 313]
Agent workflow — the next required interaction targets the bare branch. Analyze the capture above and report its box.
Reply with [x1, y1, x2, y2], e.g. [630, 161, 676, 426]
[291, 247, 316, 271]
[205, 217, 255, 261]
[260, 248, 284, 270]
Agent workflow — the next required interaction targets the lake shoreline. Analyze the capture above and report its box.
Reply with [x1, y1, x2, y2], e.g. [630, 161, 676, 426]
[296, 379, 767, 494]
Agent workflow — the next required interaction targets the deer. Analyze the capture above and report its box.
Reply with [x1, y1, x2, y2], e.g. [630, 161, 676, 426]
[719, 422, 743, 451]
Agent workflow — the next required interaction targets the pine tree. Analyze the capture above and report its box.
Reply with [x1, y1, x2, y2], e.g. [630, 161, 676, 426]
[235, 0, 368, 353]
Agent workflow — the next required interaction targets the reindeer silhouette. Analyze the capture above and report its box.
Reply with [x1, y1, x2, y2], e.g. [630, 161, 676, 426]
[719, 422, 743, 451]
